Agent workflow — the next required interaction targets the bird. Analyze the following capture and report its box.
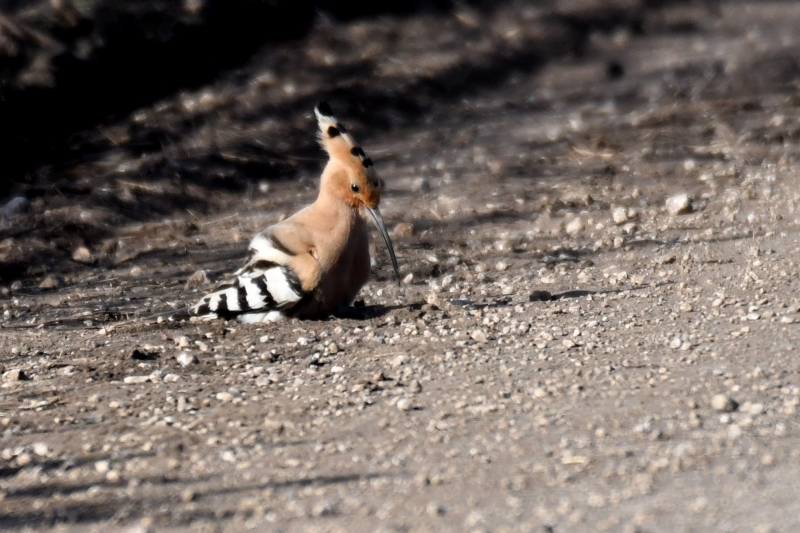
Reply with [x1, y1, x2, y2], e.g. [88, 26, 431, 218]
[189, 101, 400, 323]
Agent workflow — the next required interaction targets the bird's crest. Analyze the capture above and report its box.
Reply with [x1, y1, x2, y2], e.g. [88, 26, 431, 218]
[314, 101, 377, 185]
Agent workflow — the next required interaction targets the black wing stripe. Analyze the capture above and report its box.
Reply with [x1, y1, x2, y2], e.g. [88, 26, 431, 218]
[251, 259, 280, 271]
[237, 285, 249, 312]
[268, 234, 296, 257]
[215, 293, 229, 314]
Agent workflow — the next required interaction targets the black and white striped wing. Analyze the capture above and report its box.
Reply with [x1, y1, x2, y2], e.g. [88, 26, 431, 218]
[190, 230, 304, 318]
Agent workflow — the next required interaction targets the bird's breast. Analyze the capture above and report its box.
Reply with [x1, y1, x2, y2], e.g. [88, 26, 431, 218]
[298, 215, 370, 317]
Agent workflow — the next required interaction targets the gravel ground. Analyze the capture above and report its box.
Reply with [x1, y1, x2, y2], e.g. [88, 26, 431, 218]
[3, 1, 800, 532]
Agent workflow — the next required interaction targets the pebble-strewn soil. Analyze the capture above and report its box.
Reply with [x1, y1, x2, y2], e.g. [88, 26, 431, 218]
[3, 1, 800, 532]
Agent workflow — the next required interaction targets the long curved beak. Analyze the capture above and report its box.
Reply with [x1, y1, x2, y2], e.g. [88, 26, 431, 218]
[363, 204, 401, 284]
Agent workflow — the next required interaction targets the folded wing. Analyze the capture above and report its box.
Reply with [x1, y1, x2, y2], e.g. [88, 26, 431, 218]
[190, 229, 306, 319]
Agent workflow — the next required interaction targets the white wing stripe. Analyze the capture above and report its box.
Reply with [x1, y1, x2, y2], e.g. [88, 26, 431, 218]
[242, 278, 267, 308]
[222, 287, 241, 312]
[265, 268, 302, 305]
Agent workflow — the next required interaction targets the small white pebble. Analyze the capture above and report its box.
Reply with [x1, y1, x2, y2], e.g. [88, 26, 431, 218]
[565, 217, 585, 235]
[711, 394, 738, 413]
[176, 351, 198, 367]
[666, 193, 692, 215]
[216, 392, 234, 403]
[94, 460, 111, 474]
[611, 206, 628, 225]
[471, 330, 488, 343]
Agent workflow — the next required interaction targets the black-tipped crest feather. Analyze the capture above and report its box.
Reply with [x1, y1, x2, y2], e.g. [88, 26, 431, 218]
[316, 101, 333, 117]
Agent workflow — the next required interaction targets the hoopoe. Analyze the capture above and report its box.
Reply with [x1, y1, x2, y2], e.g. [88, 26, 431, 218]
[189, 102, 400, 323]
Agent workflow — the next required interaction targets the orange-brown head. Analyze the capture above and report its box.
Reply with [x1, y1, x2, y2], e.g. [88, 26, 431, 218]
[315, 101, 383, 209]
[314, 102, 399, 282]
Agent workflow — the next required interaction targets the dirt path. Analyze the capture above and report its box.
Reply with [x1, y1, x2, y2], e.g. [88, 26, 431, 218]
[2, 1, 800, 532]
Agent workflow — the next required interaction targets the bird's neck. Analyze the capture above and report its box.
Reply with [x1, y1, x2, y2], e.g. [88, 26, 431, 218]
[309, 188, 365, 268]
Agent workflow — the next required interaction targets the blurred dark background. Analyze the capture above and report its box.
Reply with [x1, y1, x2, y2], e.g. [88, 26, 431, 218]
[0, 0, 501, 197]
[0, 0, 715, 197]
[7, 0, 784, 284]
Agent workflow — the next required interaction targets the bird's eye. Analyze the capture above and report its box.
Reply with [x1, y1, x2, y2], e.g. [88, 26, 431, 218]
[350, 183, 360, 193]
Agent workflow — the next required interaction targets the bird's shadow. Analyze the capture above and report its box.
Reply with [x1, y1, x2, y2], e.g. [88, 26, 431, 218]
[337, 281, 668, 320]
[135, 302, 410, 324]
[143, 282, 666, 326]
[450, 282, 668, 310]
[332, 302, 409, 321]
[530, 282, 670, 302]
